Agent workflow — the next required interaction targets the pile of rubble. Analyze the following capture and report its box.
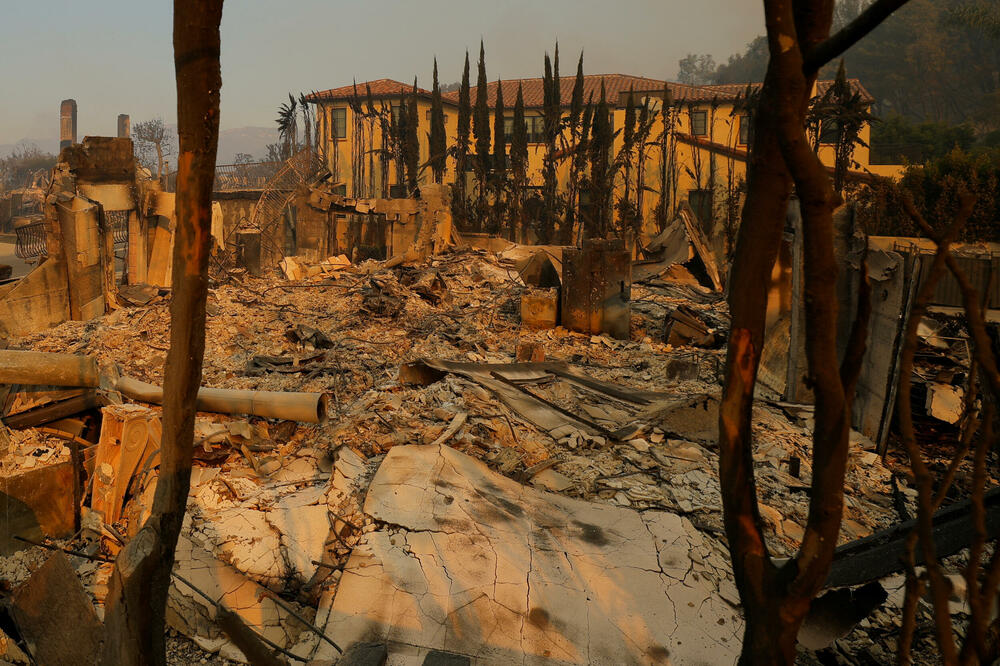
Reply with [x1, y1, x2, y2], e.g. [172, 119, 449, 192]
[0, 241, 994, 665]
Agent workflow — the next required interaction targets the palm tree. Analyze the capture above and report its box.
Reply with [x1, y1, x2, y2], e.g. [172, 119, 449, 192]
[276, 93, 298, 159]
[298, 93, 312, 156]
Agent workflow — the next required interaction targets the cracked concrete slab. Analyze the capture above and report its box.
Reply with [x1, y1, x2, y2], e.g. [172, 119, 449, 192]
[316, 445, 742, 664]
[270, 502, 330, 584]
[184, 452, 335, 589]
[168, 531, 311, 662]
[191, 505, 288, 587]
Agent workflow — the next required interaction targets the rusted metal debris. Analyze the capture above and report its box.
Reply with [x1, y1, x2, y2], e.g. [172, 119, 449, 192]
[561, 238, 632, 340]
[9, 551, 103, 665]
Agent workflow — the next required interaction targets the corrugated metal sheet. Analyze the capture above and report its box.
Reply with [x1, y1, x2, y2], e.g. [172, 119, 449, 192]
[908, 250, 1000, 309]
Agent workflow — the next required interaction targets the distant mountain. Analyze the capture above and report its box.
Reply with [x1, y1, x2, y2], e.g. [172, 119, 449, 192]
[2, 126, 277, 164]
[217, 126, 278, 163]
[155, 124, 278, 163]
[0, 139, 59, 158]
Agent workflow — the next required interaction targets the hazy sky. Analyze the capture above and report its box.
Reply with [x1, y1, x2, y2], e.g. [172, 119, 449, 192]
[0, 1, 765, 148]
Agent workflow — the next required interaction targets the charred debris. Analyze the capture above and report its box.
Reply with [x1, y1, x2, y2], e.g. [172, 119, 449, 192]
[0, 138, 997, 665]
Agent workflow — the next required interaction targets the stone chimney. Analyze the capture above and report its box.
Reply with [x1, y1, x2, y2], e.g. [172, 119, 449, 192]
[117, 114, 130, 138]
[59, 99, 77, 151]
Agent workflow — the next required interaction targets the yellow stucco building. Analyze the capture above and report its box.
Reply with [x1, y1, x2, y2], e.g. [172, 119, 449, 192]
[305, 74, 900, 240]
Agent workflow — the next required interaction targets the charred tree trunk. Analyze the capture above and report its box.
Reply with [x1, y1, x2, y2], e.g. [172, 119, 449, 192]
[719, 37, 801, 662]
[101, 1, 223, 663]
[717, 0, 905, 662]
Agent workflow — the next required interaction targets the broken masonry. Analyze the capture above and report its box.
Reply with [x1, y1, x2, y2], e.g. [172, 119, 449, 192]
[0, 142, 996, 664]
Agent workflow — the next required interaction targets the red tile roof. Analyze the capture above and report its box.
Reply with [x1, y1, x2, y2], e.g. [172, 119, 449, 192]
[817, 78, 874, 103]
[304, 78, 430, 103]
[440, 74, 723, 108]
[305, 75, 875, 108]
[702, 78, 875, 104]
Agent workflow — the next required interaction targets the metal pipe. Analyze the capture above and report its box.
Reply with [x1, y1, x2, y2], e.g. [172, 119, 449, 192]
[116, 377, 328, 424]
[0, 351, 328, 424]
[0, 350, 100, 387]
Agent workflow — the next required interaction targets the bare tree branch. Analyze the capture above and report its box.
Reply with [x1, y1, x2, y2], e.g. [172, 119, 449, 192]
[803, 0, 914, 73]
[895, 193, 976, 664]
[718, 1, 923, 661]
[962, 406, 993, 661]
[918, 218, 1000, 664]
[932, 362, 980, 512]
[898, 570, 927, 665]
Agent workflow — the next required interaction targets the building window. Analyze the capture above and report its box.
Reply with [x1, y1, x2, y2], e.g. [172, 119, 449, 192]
[425, 110, 448, 124]
[819, 120, 840, 144]
[391, 105, 402, 126]
[527, 116, 545, 143]
[738, 115, 751, 145]
[691, 110, 707, 136]
[689, 189, 713, 227]
[503, 117, 544, 143]
[331, 108, 346, 139]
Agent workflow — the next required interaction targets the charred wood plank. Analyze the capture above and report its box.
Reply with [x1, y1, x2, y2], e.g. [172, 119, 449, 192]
[824, 487, 1000, 589]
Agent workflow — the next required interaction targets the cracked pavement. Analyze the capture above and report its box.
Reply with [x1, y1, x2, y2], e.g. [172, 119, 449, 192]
[313, 444, 743, 664]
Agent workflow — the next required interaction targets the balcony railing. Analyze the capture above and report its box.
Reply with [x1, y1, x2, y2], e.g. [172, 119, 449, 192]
[14, 220, 47, 259]
[164, 161, 282, 192]
[213, 161, 281, 191]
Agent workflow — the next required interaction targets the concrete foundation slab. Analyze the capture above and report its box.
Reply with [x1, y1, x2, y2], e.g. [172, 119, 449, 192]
[315, 445, 741, 665]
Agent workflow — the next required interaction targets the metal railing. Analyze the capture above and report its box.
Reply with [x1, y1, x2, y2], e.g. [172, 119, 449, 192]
[164, 160, 282, 192]
[13, 210, 129, 261]
[247, 149, 324, 239]
[14, 220, 47, 259]
[214, 161, 281, 191]
[105, 209, 130, 245]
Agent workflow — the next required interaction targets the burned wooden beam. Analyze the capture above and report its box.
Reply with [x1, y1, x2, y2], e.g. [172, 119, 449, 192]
[824, 486, 1000, 589]
[2, 390, 105, 429]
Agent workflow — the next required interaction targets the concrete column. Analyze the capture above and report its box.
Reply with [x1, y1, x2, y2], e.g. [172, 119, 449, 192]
[59, 99, 77, 151]
[117, 114, 130, 138]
